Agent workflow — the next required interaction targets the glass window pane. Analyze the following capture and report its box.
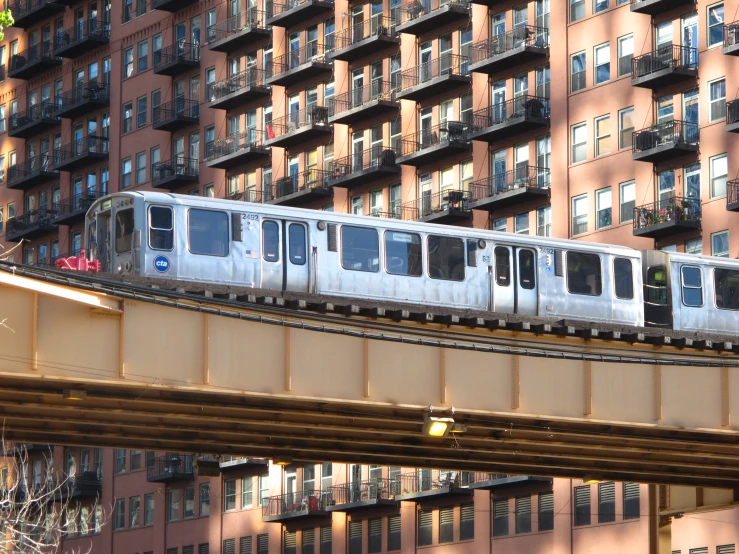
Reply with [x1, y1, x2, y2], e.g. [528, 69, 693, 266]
[188, 209, 229, 256]
[614, 258, 633, 299]
[714, 268, 739, 309]
[519, 250, 535, 290]
[288, 224, 306, 265]
[385, 231, 422, 276]
[341, 226, 379, 272]
[567, 252, 602, 296]
[263, 221, 279, 262]
[428, 236, 465, 281]
[495, 247, 510, 286]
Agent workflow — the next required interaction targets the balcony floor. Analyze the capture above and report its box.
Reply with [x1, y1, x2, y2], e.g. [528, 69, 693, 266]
[631, 66, 697, 89]
[264, 124, 332, 149]
[328, 165, 400, 190]
[53, 151, 108, 173]
[56, 97, 110, 120]
[395, 74, 470, 103]
[395, 486, 474, 501]
[266, 0, 334, 28]
[153, 114, 200, 132]
[265, 61, 333, 87]
[152, 173, 200, 190]
[630, 0, 693, 15]
[727, 120, 739, 134]
[724, 42, 739, 56]
[328, 99, 399, 126]
[153, 59, 200, 77]
[7, 171, 59, 191]
[632, 143, 698, 164]
[208, 27, 272, 53]
[11, 3, 66, 28]
[470, 186, 550, 212]
[54, 35, 110, 59]
[633, 219, 701, 239]
[52, 208, 87, 226]
[395, 4, 469, 36]
[8, 117, 60, 139]
[268, 187, 332, 207]
[206, 146, 271, 170]
[207, 85, 271, 111]
[468, 476, 551, 491]
[326, 498, 399, 512]
[152, 0, 199, 11]
[9, 58, 63, 80]
[469, 46, 548, 76]
[329, 34, 400, 62]
[397, 142, 471, 167]
[469, 115, 549, 144]
[5, 221, 57, 243]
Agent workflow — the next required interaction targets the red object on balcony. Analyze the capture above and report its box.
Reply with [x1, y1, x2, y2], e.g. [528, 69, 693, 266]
[55, 250, 102, 273]
[306, 495, 320, 510]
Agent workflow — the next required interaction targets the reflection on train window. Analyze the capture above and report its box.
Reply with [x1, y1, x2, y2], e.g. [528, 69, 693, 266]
[149, 206, 173, 250]
[115, 208, 134, 253]
[495, 247, 510, 286]
[614, 258, 634, 299]
[566, 252, 602, 296]
[714, 268, 739, 310]
[646, 265, 668, 305]
[188, 209, 229, 257]
[519, 249, 536, 290]
[385, 231, 422, 277]
[428, 236, 465, 281]
[289, 224, 306, 266]
[680, 266, 703, 307]
[341, 225, 379, 272]
[263, 221, 279, 262]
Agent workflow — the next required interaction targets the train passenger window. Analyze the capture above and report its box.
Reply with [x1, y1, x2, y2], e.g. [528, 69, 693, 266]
[289, 224, 306, 265]
[263, 221, 279, 262]
[566, 252, 602, 296]
[149, 206, 173, 251]
[188, 209, 229, 257]
[385, 231, 422, 277]
[646, 266, 668, 305]
[341, 226, 379, 272]
[114, 208, 134, 253]
[613, 258, 634, 299]
[428, 236, 465, 281]
[714, 268, 739, 310]
[680, 266, 703, 307]
[519, 249, 536, 290]
[494, 247, 510, 286]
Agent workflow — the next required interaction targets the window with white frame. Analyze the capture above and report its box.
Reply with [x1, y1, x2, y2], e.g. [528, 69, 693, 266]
[619, 107, 634, 149]
[596, 188, 612, 229]
[572, 194, 588, 235]
[620, 180, 635, 223]
[493, 217, 507, 232]
[711, 153, 728, 197]
[570, 0, 584, 22]
[571, 123, 587, 163]
[594, 0, 608, 14]
[685, 238, 702, 254]
[712, 230, 729, 257]
[515, 213, 529, 234]
[571, 52, 586, 92]
[707, 3, 724, 48]
[617, 34, 633, 77]
[594, 43, 610, 85]
[595, 115, 610, 157]
[709, 78, 726, 122]
[537, 206, 551, 237]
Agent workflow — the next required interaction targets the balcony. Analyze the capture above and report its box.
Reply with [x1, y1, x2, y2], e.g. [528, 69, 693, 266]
[2, 443, 52, 457]
[55, 472, 102, 502]
[466, 473, 551, 491]
[152, 0, 198, 12]
[52, 190, 101, 225]
[207, 10, 271, 52]
[397, 121, 471, 167]
[633, 197, 701, 239]
[206, 69, 271, 111]
[153, 99, 200, 132]
[266, 44, 332, 87]
[151, 158, 199, 189]
[219, 456, 269, 470]
[153, 43, 201, 76]
[53, 20, 110, 58]
[630, 0, 693, 15]
[469, 167, 551, 212]
[329, 16, 399, 62]
[264, 105, 331, 149]
[8, 102, 60, 139]
[328, 81, 399, 125]
[4, 0, 65, 28]
[5, 209, 58, 242]
[205, 129, 270, 170]
[9, 42, 62, 80]
[52, 136, 109, 172]
[327, 146, 400, 190]
[631, 45, 697, 89]
[727, 180, 739, 212]
[7, 156, 59, 191]
[147, 454, 196, 483]
[469, 96, 549, 143]
[400, 189, 472, 224]
[263, 490, 330, 522]
[469, 26, 548, 75]
[326, 479, 399, 512]
[266, 0, 334, 28]
[268, 169, 332, 206]
[394, 470, 474, 501]
[395, 0, 469, 36]
[632, 120, 699, 164]
[56, 83, 110, 119]
[724, 22, 739, 56]
[726, 100, 739, 133]
[396, 54, 470, 102]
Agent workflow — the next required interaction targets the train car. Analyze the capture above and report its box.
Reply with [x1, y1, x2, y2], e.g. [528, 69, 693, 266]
[84, 191, 644, 327]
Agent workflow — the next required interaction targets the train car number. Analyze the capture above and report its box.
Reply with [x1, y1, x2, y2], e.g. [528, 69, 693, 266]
[241, 213, 259, 221]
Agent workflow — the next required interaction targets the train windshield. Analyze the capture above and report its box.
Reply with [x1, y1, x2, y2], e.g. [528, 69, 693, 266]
[115, 208, 134, 253]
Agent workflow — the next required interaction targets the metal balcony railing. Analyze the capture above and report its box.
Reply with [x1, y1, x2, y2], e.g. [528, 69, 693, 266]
[10, 41, 59, 72]
[333, 15, 397, 50]
[728, 99, 739, 126]
[9, 101, 58, 132]
[471, 95, 550, 129]
[724, 21, 739, 49]
[56, 472, 102, 499]
[273, 169, 329, 198]
[152, 157, 199, 181]
[57, 82, 110, 111]
[53, 191, 100, 220]
[471, 25, 548, 64]
[400, 189, 471, 220]
[272, 43, 329, 75]
[207, 68, 266, 101]
[55, 135, 109, 164]
[207, 9, 268, 43]
[326, 479, 395, 505]
[262, 489, 326, 518]
[153, 99, 200, 123]
[146, 453, 195, 481]
[329, 81, 396, 116]
[240, 187, 273, 203]
[329, 145, 399, 178]
[469, 166, 550, 201]
[395, 470, 475, 494]
[268, 105, 329, 138]
[206, 129, 265, 160]
[7, 155, 56, 184]
[633, 196, 701, 232]
[266, 0, 334, 18]
[6, 208, 57, 235]
[631, 44, 697, 79]
[367, 210, 402, 219]
[728, 180, 739, 208]
[401, 53, 468, 90]
[399, 121, 470, 157]
[632, 120, 699, 154]
[54, 19, 109, 51]
[397, 0, 468, 25]
[153, 42, 201, 68]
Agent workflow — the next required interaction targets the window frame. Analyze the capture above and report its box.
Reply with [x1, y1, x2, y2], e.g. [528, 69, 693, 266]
[710, 153, 728, 198]
[341, 225, 380, 273]
[617, 34, 633, 78]
[566, 251, 603, 296]
[613, 257, 634, 300]
[707, 2, 725, 49]
[709, 78, 726, 122]
[618, 107, 634, 150]
[711, 230, 730, 258]
[427, 235, 466, 282]
[187, 208, 230, 257]
[594, 42, 610, 85]
[384, 230, 423, 277]
[680, 265, 704, 307]
[594, 115, 611, 157]
[571, 122, 587, 164]
[570, 51, 586, 92]
[595, 187, 612, 229]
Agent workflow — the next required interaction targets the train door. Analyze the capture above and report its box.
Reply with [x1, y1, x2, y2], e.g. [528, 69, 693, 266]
[94, 211, 111, 273]
[492, 245, 538, 315]
[260, 219, 309, 292]
[113, 205, 137, 275]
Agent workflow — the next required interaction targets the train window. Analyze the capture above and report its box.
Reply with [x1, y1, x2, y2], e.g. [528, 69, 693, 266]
[566, 252, 602, 296]
[263, 221, 279, 262]
[188, 209, 229, 257]
[385, 231, 422, 277]
[114, 208, 134, 254]
[680, 266, 703, 307]
[495, 247, 510, 286]
[613, 258, 634, 299]
[428, 236, 465, 281]
[289, 224, 306, 266]
[149, 206, 173, 251]
[519, 249, 536, 290]
[646, 266, 668, 305]
[341, 226, 379, 272]
[714, 268, 739, 310]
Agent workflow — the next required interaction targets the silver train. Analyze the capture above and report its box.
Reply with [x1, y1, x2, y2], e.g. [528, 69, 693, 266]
[83, 191, 739, 335]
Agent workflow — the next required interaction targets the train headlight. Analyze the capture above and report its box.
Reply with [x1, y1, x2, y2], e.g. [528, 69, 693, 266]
[317, 220, 326, 231]
[117, 264, 123, 273]
[478, 239, 486, 249]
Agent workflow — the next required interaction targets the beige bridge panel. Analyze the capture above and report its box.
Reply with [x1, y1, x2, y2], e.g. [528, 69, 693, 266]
[1, 270, 739, 488]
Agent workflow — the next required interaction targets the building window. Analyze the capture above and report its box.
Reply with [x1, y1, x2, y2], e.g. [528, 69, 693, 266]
[0, 206, 3, 236]
[598, 482, 616, 523]
[571, 52, 586, 92]
[596, 188, 612, 229]
[439, 507, 453, 543]
[620, 180, 635, 223]
[285, 531, 297, 554]
[570, 0, 584, 22]
[224, 479, 236, 511]
[167, 489, 180, 522]
[708, 3, 725, 48]
[122, 102, 133, 133]
[144, 493, 154, 525]
[458, 503, 474, 540]
[571, 123, 587, 163]
[493, 217, 507, 232]
[122, 158, 132, 189]
[0, 104, 6, 133]
[617, 34, 633, 77]
[594, 0, 608, 13]
[574, 486, 591, 526]
[537, 206, 551, 237]
[320, 526, 332, 554]
[114, 499, 125, 530]
[123, 0, 132, 22]
[623, 483, 640, 519]
[619, 107, 634, 149]
[115, 449, 126, 473]
[709, 78, 726, 122]
[712, 230, 729, 257]
[364, 519, 380, 554]
[123, 47, 133, 77]
[137, 96, 147, 128]
[711, 154, 728, 197]
[515, 496, 532, 534]
[685, 238, 702, 255]
[493, 499, 508, 536]
[136, 152, 146, 185]
[130, 450, 141, 470]
[594, 43, 610, 84]
[200, 483, 210, 516]
[184, 486, 195, 519]
[138, 40, 148, 71]
[539, 493, 554, 531]
[515, 213, 529, 234]
[418, 510, 432, 546]
[137, 0, 146, 16]
[130, 496, 140, 527]
[595, 115, 610, 157]
[572, 194, 588, 235]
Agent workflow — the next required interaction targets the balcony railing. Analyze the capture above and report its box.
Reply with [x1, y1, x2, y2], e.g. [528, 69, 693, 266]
[268, 105, 330, 138]
[55, 472, 102, 501]
[725, 21, 739, 52]
[633, 196, 701, 233]
[329, 146, 399, 178]
[207, 9, 269, 45]
[7, 155, 57, 187]
[399, 189, 471, 221]
[206, 129, 265, 160]
[267, 0, 334, 19]
[4, 0, 64, 27]
[53, 19, 110, 54]
[396, 470, 476, 495]
[333, 15, 397, 50]
[153, 99, 200, 124]
[472, 96, 550, 129]
[153, 42, 201, 71]
[326, 479, 396, 506]
[152, 157, 199, 183]
[9, 101, 59, 136]
[263, 489, 327, 520]
[631, 44, 697, 79]
[207, 68, 268, 102]
[471, 25, 548, 64]
[56, 83, 110, 116]
[5, 208, 57, 237]
[54, 135, 109, 166]
[271, 43, 330, 75]
[400, 53, 469, 90]
[147, 453, 195, 482]
[397, 0, 469, 26]
[727, 99, 739, 128]
[728, 180, 739, 211]
[330, 81, 396, 116]
[470, 166, 550, 201]
[632, 120, 699, 155]
[399, 121, 470, 158]
[273, 169, 329, 199]
[9, 41, 61, 76]
[52, 191, 100, 221]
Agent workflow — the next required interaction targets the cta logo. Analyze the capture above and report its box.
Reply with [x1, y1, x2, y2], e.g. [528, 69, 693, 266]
[153, 255, 170, 273]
